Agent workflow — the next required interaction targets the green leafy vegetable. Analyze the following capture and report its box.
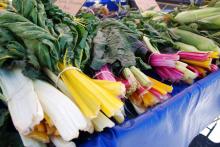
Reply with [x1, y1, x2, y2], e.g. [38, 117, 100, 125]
[0, 11, 59, 71]
[13, 0, 47, 28]
[90, 19, 145, 72]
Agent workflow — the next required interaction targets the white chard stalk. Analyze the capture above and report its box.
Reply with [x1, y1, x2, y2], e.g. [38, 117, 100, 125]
[33, 80, 88, 141]
[51, 137, 76, 147]
[43, 68, 72, 98]
[44, 68, 94, 134]
[92, 112, 115, 132]
[20, 134, 46, 147]
[85, 118, 95, 134]
[113, 109, 125, 124]
[0, 69, 44, 135]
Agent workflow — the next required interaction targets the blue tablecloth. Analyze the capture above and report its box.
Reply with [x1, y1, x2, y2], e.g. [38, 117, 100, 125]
[79, 70, 220, 147]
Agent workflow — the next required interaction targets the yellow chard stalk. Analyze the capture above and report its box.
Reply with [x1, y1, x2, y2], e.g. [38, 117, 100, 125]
[59, 64, 123, 118]
[0, 69, 44, 135]
[44, 68, 94, 133]
[33, 80, 88, 141]
[93, 80, 126, 98]
[181, 59, 212, 69]
[148, 76, 173, 93]
[59, 64, 101, 119]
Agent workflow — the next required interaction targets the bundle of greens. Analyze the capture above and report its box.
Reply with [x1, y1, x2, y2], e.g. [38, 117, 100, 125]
[122, 8, 220, 83]
[0, 0, 219, 145]
[0, 68, 89, 145]
[90, 19, 173, 113]
[0, 0, 125, 145]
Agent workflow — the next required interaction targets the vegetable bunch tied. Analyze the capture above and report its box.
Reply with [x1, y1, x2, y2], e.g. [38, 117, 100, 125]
[0, 0, 125, 145]
[91, 19, 173, 113]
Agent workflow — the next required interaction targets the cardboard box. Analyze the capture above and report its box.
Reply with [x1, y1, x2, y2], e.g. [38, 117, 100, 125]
[133, 0, 160, 11]
[54, 0, 86, 15]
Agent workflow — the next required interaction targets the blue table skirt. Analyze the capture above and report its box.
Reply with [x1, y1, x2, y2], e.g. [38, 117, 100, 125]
[79, 70, 220, 147]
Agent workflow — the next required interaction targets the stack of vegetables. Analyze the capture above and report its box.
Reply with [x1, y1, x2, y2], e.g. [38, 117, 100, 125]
[143, 36, 199, 83]
[121, 3, 220, 83]
[121, 13, 199, 83]
[170, 4, 220, 77]
[177, 51, 219, 77]
[90, 19, 173, 113]
[0, 0, 124, 146]
[0, 0, 219, 146]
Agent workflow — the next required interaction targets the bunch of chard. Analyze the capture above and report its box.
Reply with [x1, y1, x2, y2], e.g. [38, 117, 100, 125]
[123, 66, 173, 113]
[143, 36, 199, 84]
[0, 1, 125, 144]
[178, 51, 219, 77]
[91, 19, 173, 113]
[96, 65, 173, 114]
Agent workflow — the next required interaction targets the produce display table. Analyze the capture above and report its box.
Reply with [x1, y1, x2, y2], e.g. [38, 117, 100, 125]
[79, 70, 220, 147]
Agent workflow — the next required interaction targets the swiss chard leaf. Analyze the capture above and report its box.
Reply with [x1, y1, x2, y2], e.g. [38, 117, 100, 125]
[13, 0, 47, 28]
[74, 25, 90, 69]
[0, 11, 59, 72]
[90, 19, 150, 74]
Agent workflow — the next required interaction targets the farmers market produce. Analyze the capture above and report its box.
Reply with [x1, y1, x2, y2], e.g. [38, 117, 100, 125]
[0, 0, 124, 145]
[121, 7, 220, 82]
[0, 0, 219, 146]
[0, 68, 88, 144]
[90, 19, 173, 112]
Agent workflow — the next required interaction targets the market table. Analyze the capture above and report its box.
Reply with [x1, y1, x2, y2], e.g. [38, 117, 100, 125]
[79, 70, 220, 147]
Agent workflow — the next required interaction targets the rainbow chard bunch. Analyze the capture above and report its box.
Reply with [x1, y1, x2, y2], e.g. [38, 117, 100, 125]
[94, 65, 126, 123]
[95, 65, 173, 114]
[126, 66, 173, 113]
[122, 14, 199, 83]
[90, 19, 173, 113]
[178, 51, 219, 77]
[143, 36, 199, 84]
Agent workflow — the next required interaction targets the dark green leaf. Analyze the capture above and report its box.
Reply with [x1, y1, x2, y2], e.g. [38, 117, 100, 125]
[0, 11, 59, 72]
[90, 19, 140, 71]
[13, 0, 47, 28]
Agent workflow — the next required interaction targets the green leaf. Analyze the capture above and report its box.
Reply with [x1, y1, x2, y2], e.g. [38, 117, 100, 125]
[74, 25, 90, 69]
[13, 0, 47, 28]
[90, 19, 139, 71]
[0, 11, 59, 72]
